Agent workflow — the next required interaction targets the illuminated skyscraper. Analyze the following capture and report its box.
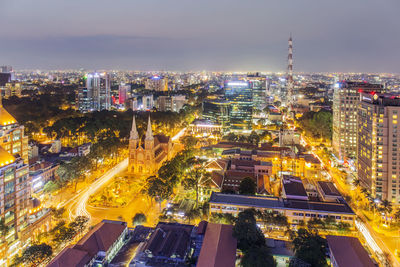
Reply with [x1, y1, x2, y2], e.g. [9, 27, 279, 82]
[358, 93, 400, 203]
[86, 72, 111, 111]
[247, 72, 267, 112]
[224, 81, 253, 130]
[145, 75, 168, 91]
[118, 84, 131, 104]
[332, 81, 383, 161]
[202, 98, 231, 133]
[0, 100, 30, 261]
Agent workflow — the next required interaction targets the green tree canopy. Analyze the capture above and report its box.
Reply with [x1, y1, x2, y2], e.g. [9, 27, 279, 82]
[291, 228, 328, 267]
[13, 243, 53, 267]
[239, 177, 257, 195]
[233, 209, 265, 252]
[132, 213, 147, 226]
[240, 245, 276, 267]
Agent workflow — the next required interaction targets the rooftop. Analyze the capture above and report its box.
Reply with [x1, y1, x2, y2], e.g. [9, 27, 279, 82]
[197, 222, 237, 267]
[0, 146, 15, 167]
[317, 181, 341, 197]
[48, 246, 92, 267]
[210, 192, 355, 215]
[326, 235, 375, 267]
[144, 222, 194, 260]
[0, 105, 17, 126]
[209, 192, 284, 209]
[282, 175, 308, 198]
[73, 220, 127, 257]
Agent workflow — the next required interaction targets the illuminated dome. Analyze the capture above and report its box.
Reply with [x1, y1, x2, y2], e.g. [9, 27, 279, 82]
[0, 105, 17, 126]
[0, 146, 15, 167]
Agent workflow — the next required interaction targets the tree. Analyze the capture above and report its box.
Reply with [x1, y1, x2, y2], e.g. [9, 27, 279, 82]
[247, 131, 260, 145]
[43, 181, 59, 194]
[240, 245, 276, 267]
[225, 132, 238, 142]
[182, 167, 210, 207]
[144, 176, 173, 209]
[132, 213, 147, 226]
[13, 243, 53, 267]
[210, 213, 236, 224]
[239, 177, 257, 195]
[181, 136, 197, 149]
[0, 218, 9, 237]
[69, 216, 89, 236]
[185, 208, 201, 224]
[233, 209, 265, 252]
[291, 229, 327, 267]
[51, 207, 65, 220]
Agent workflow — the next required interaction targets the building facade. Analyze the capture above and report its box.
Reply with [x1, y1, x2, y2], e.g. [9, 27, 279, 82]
[0, 102, 29, 164]
[357, 92, 400, 202]
[224, 81, 253, 130]
[128, 116, 173, 174]
[332, 81, 383, 161]
[247, 72, 267, 112]
[202, 98, 231, 133]
[145, 75, 168, 91]
[78, 72, 111, 112]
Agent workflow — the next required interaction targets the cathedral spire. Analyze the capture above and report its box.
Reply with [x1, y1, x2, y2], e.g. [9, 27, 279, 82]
[145, 115, 154, 141]
[130, 115, 139, 140]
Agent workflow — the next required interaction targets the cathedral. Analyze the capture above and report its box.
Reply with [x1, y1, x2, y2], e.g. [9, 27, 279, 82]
[128, 115, 173, 174]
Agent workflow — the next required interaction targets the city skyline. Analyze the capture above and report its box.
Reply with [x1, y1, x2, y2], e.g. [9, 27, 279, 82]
[1, 0, 400, 72]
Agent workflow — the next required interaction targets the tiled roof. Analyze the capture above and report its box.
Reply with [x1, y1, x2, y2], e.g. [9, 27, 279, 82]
[318, 181, 341, 196]
[47, 246, 92, 267]
[282, 175, 308, 197]
[209, 192, 284, 209]
[210, 192, 355, 215]
[197, 223, 237, 267]
[73, 220, 127, 257]
[144, 222, 194, 259]
[326, 235, 375, 267]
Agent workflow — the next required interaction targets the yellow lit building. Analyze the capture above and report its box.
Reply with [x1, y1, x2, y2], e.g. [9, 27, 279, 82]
[128, 116, 173, 174]
[0, 101, 28, 164]
[0, 147, 30, 263]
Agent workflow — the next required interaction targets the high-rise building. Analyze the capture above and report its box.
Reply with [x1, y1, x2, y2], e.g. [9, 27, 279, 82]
[118, 84, 131, 104]
[202, 98, 231, 133]
[156, 95, 187, 112]
[247, 73, 267, 112]
[0, 66, 14, 81]
[333, 81, 383, 161]
[0, 101, 29, 164]
[77, 87, 93, 112]
[145, 75, 168, 91]
[0, 101, 30, 260]
[4, 82, 22, 98]
[358, 93, 400, 203]
[77, 72, 111, 112]
[224, 81, 253, 130]
[86, 72, 111, 111]
[142, 95, 154, 110]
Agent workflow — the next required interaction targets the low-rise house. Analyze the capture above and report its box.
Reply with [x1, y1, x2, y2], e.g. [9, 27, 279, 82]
[48, 220, 128, 267]
[197, 222, 237, 267]
[281, 175, 308, 201]
[133, 222, 195, 266]
[29, 161, 59, 193]
[317, 181, 343, 202]
[326, 235, 376, 267]
[209, 192, 356, 228]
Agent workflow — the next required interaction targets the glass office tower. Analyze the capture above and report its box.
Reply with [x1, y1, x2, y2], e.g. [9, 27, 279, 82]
[224, 81, 253, 131]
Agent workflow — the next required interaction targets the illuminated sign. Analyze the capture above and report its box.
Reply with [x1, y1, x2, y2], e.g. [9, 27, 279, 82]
[227, 82, 248, 87]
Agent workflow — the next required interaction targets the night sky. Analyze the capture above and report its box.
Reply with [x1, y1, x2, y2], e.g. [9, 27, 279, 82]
[1, 0, 399, 72]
